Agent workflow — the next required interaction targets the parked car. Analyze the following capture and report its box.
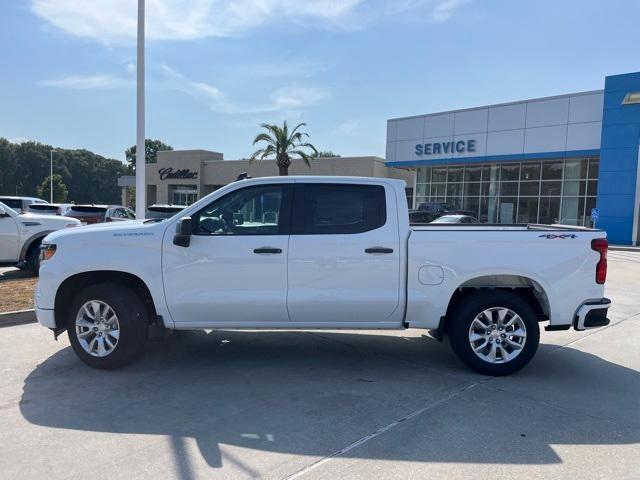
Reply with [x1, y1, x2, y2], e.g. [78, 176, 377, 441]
[27, 203, 75, 216]
[0, 201, 80, 272]
[0, 196, 48, 214]
[145, 204, 186, 220]
[65, 205, 135, 224]
[409, 202, 476, 224]
[431, 214, 479, 224]
[36, 177, 610, 375]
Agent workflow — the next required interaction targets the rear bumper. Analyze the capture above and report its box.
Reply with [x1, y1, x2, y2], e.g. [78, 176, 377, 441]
[573, 298, 611, 331]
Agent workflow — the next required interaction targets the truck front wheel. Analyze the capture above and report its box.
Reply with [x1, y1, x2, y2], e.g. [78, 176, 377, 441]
[448, 290, 540, 376]
[66, 284, 148, 369]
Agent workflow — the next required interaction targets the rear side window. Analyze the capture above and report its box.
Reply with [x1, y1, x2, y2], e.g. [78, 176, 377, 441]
[293, 184, 386, 234]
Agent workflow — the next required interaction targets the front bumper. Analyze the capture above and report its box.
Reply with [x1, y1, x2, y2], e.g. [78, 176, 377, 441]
[573, 298, 611, 331]
[35, 305, 56, 329]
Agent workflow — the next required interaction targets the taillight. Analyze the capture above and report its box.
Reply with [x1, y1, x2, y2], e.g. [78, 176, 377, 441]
[591, 238, 608, 284]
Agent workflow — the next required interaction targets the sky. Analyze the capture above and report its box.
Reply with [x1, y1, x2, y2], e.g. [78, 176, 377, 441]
[1, 0, 639, 162]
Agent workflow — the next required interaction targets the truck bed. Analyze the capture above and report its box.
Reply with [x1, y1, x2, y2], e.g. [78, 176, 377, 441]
[411, 223, 602, 232]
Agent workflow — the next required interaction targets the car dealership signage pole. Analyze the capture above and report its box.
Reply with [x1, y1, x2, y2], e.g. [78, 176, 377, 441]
[135, 0, 145, 218]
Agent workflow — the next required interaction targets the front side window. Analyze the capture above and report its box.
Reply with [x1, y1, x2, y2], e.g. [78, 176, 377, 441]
[294, 184, 386, 234]
[192, 184, 291, 235]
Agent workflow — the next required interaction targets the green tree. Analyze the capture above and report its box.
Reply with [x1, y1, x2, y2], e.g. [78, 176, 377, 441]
[0, 138, 127, 204]
[249, 121, 317, 176]
[126, 139, 173, 172]
[312, 150, 340, 158]
[37, 174, 69, 202]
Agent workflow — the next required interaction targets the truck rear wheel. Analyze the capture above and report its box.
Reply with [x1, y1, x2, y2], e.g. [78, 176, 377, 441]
[66, 283, 148, 369]
[448, 290, 540, 376]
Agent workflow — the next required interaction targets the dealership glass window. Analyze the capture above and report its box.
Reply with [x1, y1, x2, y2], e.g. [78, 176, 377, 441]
[520, 162, 541, 181]
[169, 184, 198, 206]
[540, 180, 562, 196]
[446, 182, 463, 197]
[465, 165, 481, 182]
[417, 167, 431, 184]
[463, 182, 481, 197]
[501, 164, 520, 181]
[519, 181, 539, 196]
[499, 197, 518, 223]
[500, 182, 519, 196]
[447, 166, 464, 183]
[432, 167, 447, 182]
[517, 197, 539, 223]
[541, 161, 563, 180]
[413, 156, 598, 226]
[539, 197, 561, 224]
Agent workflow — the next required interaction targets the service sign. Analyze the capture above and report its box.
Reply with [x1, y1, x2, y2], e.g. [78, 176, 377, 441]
[415, 139, 477, 156]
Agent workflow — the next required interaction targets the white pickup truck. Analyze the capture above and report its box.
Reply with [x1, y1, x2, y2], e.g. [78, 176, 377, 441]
[35, 176, 611, 375]
[0, 201, 81, 272]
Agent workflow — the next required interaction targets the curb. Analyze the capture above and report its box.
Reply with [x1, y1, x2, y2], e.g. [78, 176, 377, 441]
[610, 246, 640, 252]
[0, 309, 37, 327]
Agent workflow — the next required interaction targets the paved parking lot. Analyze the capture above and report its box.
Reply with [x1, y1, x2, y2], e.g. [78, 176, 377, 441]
[1, 251, 639, 480]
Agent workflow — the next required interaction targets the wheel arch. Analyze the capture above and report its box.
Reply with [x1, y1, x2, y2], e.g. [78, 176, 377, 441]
[19, 231, 53, 261]
[439, 274, 550, 336]
[54, 270, 158, 330]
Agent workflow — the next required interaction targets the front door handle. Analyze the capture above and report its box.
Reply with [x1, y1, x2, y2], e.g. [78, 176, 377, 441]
[365, 247, 394, 254]
[253, 247, 282, 254]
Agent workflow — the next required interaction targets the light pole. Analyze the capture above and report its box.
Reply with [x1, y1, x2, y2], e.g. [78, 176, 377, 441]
[49, 149, 56, 203]
[135, 0, 146, 218]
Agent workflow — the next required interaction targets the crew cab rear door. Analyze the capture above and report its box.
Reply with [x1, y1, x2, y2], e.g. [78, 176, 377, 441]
[286, 181, 402, 326]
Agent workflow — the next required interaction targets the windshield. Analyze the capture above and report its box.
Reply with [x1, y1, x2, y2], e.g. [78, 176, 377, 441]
[0, 201, 18, 216]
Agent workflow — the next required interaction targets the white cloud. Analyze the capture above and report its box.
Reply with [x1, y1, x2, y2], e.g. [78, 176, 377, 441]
[39, 74, 133, 89]
[31, 0, 470, 44]
[432, 0, 468, 22]
[159, 64, 329, 114]
[7, 137, 32, 144]
[334, 120, 359, 136]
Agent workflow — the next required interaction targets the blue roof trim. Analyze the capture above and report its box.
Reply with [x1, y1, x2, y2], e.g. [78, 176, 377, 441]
[385, 149, 601, 167]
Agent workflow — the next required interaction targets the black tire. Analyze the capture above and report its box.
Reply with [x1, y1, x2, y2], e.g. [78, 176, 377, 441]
[25, 243, 41, 274]
[448, 290, 540, 376]
[66, 283, 149, 369]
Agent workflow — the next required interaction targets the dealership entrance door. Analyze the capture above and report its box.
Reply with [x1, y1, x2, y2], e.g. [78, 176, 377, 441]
[169, 185, 198, 205]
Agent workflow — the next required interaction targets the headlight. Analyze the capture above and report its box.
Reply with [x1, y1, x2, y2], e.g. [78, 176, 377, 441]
[40, 244, 57, 262]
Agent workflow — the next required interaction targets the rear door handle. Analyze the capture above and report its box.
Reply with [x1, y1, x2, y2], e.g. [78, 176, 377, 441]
[365, 247, 394, 254]
[253, 247, 282, 254]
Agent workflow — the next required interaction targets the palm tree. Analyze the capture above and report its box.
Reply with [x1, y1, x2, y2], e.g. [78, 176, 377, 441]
[249, 121, 318, 176]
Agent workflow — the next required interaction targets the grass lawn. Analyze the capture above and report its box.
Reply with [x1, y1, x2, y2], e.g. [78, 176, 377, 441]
[0, 278, 36, 313]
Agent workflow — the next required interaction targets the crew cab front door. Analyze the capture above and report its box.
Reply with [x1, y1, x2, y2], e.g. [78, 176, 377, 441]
[162, 183, 293, 327]
[286, 182, 402, 326]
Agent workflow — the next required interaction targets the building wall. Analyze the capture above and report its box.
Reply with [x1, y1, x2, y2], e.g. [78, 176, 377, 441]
[386, 91, 604, 166]
[144, 153, 414, 206]
[597, 72, 640, 244]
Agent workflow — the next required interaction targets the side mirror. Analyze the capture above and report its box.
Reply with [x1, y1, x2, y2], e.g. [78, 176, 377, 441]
[173, 217, 192, 247]
[0, 206, 7, 217]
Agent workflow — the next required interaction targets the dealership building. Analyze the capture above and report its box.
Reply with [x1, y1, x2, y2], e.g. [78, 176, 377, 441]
[386, 71, 640, 245]
[120, 150, 414, 208]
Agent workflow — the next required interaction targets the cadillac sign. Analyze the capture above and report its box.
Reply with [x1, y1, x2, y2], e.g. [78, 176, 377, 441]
[158, 167, 198, 180]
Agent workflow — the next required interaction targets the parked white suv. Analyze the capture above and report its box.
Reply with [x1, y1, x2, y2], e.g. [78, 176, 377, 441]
[35, 177, 611, 375]
[0, 201, 81, 272]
